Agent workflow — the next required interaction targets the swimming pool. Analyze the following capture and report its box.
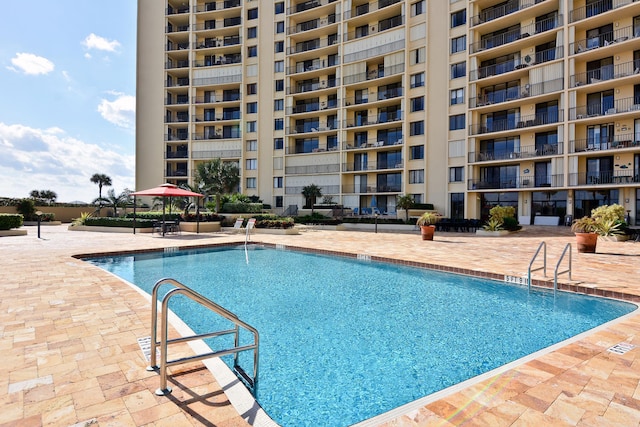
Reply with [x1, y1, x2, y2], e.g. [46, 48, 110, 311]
[88, 246, 636, 427]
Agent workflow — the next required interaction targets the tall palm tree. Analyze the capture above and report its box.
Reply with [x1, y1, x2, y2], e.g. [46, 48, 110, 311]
[93, 188, 132, 217]
[90, 173, 112, 211]
[396, 194, 415, 223]
[301, 184, 322, 215]
[194, 158, 240, 212]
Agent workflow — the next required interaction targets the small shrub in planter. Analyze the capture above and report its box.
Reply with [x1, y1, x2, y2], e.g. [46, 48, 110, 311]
[126, 212, 181, 221]
[85, 217, 156, 228]
[253, 214, 294, 229]
[0, 214, 23, 230]
[294, 213, 342, 225]
[181, 212, 224, 222]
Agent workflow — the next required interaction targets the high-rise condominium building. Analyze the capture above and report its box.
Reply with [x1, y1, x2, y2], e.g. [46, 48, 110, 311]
[137, 0, 640, 224]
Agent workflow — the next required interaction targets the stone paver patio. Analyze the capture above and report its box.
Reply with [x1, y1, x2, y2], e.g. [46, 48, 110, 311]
[2, 224, 640, 426]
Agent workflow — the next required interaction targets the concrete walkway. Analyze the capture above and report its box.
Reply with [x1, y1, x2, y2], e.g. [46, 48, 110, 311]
[1, 225, 640, 426]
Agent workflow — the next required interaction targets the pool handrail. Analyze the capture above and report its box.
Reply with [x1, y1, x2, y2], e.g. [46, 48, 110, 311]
[527, 241, 547, 292]
[147, 277, 259, 396]
[554, 243, 572, 296]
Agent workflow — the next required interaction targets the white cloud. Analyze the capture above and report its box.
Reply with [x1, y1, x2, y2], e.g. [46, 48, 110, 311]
[98, 93, 136, 129]
[0, 123, 134, 203]
[7, 53, 55, 75]
[82, 33, 121, 52]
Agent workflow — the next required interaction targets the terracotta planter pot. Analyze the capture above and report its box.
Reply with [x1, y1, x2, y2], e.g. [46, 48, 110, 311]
[575, 232, 598, 253]
[420, 225, 436, 241]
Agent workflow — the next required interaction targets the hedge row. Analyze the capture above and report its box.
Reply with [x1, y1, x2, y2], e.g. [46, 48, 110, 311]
[220, 202, 263, 213]
[84, 217, 156, 228]
[0, 214, 23, 230]
[125, 212, 181, 221]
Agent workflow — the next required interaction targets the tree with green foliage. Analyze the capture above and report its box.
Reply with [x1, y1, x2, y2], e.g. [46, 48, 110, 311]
[396, 194, 415, 223]
[194, 158, 240, 212]
[15, 198, 36, 221]
[90, 173, 112, 211]
[301, 184, 322, 215]
[93, 188, 132, 217]
[29, 190, 58, 205]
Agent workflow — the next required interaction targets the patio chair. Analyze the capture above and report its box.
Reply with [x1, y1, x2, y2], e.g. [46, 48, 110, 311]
[230, 217, 245, 233]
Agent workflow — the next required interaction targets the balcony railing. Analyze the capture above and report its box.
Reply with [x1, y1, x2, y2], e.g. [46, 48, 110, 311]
[343, 63, 404, 85]
[191, 149, 242, 159]
[343, 0, 402, 19]
[166, 78, 189, 87]
[468, 174, 563, 190]
[344, 88, 403, 106]
[166, 42, 190, 51]
[165, 97, 190, 105]
[471, 0, 520, 26]
[287, 100, 339, 114]
[568, 171, 638, 186]
[193, 55, 242, 68]
[288, 78, 339, 95]
[341, 185, 402, 194]
[288, 36, 340, 54]
[569, 0, 627, 23]
[342, 160, 403, 172]
[469, 110, 564, 135]
[471, 78, 563, 108]
[470, 15, 561, 54]
[343, 138, 403, 150]
[165, 151, 189, 159]
[570, 133, 640, 153]
[570, 25, 635, 55]
[285, 185, 341, 195]
[194, 113, 241, 122]
[469, 143, 564, 162]
[344, 16, 404, 42]
[193, 74, 243, 86]
[193, 132, 241, 140]
[165, 116, 189, 123]
[470, 46, 563, 81]
[288, 14, 339, 35]
[166, 170, 189, 177]
[165, 134, 189, 142]
[286, 121, 338, 135]
[287, 57, 340, 75]
[193, 93, 242, 103]
[194, 0, 241, 13]
[165, 60, 190, 69]
[570, 96, 640, 120]
[285, 164, 341, 174]
[166, 24, 189, 33]
[288, 0, 337, 15]
[344, 112, 403, 128]
[571, 59, 640, 87]
[167, 5, 189, 15]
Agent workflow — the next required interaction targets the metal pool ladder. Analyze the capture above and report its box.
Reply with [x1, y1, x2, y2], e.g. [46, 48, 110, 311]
[527, 241, 547, 292]
[147, 278, 259, 396]
[527, 242, 572, 296]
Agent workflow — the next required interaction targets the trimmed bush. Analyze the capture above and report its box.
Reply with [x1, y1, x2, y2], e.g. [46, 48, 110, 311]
[181, 212, 224, 222]
[0, 214, 23, 230]
[220, 202, 263, 213]
[294, 213, 342, 225]
[413, 203, 435, 210]
[125, 212, 181, 221]
[85, 217, 156, 228]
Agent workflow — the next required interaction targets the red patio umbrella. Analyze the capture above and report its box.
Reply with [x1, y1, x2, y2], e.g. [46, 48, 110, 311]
[131, 184, 204, 235]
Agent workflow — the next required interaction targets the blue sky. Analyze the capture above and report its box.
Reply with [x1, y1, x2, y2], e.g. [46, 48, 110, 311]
[0, 1, 137, 203]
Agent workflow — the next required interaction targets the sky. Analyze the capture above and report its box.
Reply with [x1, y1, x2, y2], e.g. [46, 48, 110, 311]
[0, 1, 138, 203]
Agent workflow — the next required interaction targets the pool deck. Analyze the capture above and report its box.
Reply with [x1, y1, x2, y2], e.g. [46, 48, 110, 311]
[2, 224, 640, 426]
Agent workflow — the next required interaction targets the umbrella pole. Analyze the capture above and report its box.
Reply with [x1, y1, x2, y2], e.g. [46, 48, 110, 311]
[133, 196, 137, 235]
[196, 202, 200, 234]
[162, 197, 166, 237]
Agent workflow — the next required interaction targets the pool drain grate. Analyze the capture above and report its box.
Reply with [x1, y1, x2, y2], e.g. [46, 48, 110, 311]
[607, 342, 635, 355]
[137, 336, 159, 362]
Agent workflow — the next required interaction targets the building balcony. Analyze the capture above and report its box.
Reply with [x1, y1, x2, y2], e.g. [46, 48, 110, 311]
[193, 0, 242, 13]
[191, 149, 242, 159]
[343, 0, 402, 19]
[285, 185, 340, 195]
[194, 113, 241, 122]
[287, 78, 338, 95]
[166, 5, 189, 15]
[341, 184, 402, 194]
[568, 171, 639, 186]
[166, 78, 189, 87]
[193, 55, 242, 68]
[287, 100, 339, 114]
[166, 42, 190, 51]
[570, 97, 640, 120]
[344, 112, 403, 128]
[288, 14, 339, 35]
[470, 46, 563, 81]
[343, 138, 403, 150]
[288, 35, 340, 55]
[469, 110, 564, 135]
[287, 58, 340, 75]
[286, 121, 338, 135]
[342, 161, 403, 172]
[470, 15, 561, 55]
[165, 133, 189, 142]
[343, 63, 404, 85]
[193, 132, 241, 141]
[468, 143, 563, 163]
[568, 0, 634, 23]
[570, 133, 640, 153]
[571, 60, 640, 87]
[468, 174, 563, 191]
[471, 78, 563, 108]
[165, 60, 190, 69]
[194, 35, 242, 49]
[285, 164, 341, 174]
[165, 115, 189, 123]
[166, 169, 189, 178]
[165, 150, 188, 159]
[166, 24, 189, 33]
[344, 88, 403, 107]
[470, 1, 521, 27]
[193, 74, 243, 87]
[344, 16, 404, 42]
[288, 0, 337, 15]
[570, 25, 635, 55]
[165, 96, 190, 105]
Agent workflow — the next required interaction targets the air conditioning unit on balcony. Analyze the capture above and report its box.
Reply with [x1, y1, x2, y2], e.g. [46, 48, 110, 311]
[319, 80, 327, 88]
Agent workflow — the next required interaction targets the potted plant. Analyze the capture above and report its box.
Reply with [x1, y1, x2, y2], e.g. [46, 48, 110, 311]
[416, 212, 440, 241]
[571, 216, 599, 253]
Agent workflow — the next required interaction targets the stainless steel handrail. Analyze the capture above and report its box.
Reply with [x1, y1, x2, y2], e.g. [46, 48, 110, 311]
[527, 241, 547, 292]
[147, 278, 259, 396]
[554, 243, 572, 296]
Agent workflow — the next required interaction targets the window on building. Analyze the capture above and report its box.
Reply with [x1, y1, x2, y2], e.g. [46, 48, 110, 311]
[450, 193, 464, 219]
[246, 102, 257, 114]
[248, 27, 257, 39]
[274, 99, 284, 111]
[451, 9, 466, 27]
[275, 195, 283, 208]
[247, 83, 257, 95]
[247, 121, 257, 133]
[450, 88, 464, 105]
[451, 62, 466, 79]
[451, 35, 466, 54]
[412, 194, 423, 204]
[409, 169, 424, 184]
[247, 8, 258, 19]
[411, 96, 424, 112]
[246, 159, 257, 170]
[410, 121, 424, 136]
[248, 46, 257, 57]
[411, 0, 425, 16]
[449, 167, 464, 182]
[410, 47, 425, 65]
[410, 72, 424, 88]
[274, 137, 284, 149]
[275, 79, 284, 91]
[246, 177, 256, 188]
[276, 21, 284, 33]
[246, 140, 257, 151]
[274, 118, 284, 130]
[410, 145, 424, 159]
[274, 60, 284, 73]
[275, 2, 284, 14]
[275, 41, 284, 53]
[449, 114, 465, 130]
[273, 177, 283, 188]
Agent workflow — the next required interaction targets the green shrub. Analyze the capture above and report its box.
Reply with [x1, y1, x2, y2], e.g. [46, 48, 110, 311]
[591, 204, 625, 224]
[40, 213, 56, 221]
[413, 203, 435, 210]
[181, 212, 224, 222]
[15, 199, 36, 221]
[85, 217, 156, 228]
[125, 212, 181, 221]
[0, 214, 23, 230]
[220, 202, 263, 213]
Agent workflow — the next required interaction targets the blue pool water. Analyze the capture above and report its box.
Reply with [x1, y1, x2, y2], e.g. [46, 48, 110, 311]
[88, 246, 636, 427]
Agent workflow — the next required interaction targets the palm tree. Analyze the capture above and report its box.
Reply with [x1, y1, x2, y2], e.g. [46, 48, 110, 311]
[396, 194, 415, 223]
[194, 158, 240, 212]
[90, 173, 112, 212]
[93, 188, 131, 217]
[301, 184, 322, 215]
